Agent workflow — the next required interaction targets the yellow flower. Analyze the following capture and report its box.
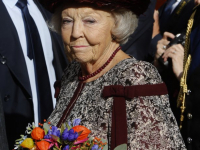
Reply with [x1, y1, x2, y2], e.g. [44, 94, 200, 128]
[20, 138, 34, 149]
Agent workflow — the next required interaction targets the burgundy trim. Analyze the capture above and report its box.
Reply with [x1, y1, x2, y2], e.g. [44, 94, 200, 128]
[57, 81, 85, 128]
[102, 83, 168, 99]
[102, 83, 168, 150]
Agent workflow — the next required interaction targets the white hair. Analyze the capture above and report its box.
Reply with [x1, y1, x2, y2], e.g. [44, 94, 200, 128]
[111, 8, 138, 44]
[48, 7, 138, 45]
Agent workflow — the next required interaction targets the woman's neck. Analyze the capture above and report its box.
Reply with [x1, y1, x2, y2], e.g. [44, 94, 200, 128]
[80, 43, 130, 82]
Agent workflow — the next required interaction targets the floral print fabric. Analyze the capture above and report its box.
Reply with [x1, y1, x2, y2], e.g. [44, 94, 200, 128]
[48, 58, 186, 149]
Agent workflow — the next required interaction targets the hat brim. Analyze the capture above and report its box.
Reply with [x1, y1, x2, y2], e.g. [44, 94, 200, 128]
[44, 0, 150, 16]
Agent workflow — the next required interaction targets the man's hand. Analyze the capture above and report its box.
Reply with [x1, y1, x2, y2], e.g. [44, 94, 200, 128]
[195, 0, 200, 5]
[161, 33, 184, 81]
[154, 32, 175, 68]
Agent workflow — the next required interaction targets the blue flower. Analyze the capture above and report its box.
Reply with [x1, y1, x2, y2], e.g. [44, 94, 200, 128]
[44, 126, 60, 139]
[74, 132, 79, 139]
[68, 133, 75, 142]
[62, 129, 78, 141]
[44, 134, 51, 139]
[73, 118, 81, 126]
[67, 129, 78, 141]
[63, 145, 70, 150]
[68, 121, 72, 128]
[91, 144, 99, 150]
[52, 126, 60, 137]
[69, 129, 74, 134]
[62, 128, 69, 140]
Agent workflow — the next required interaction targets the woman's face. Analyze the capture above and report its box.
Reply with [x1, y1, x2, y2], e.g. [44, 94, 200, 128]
[61, 7, 115, 63]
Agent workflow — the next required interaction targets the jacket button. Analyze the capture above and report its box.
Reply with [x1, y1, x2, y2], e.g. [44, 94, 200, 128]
[187, 137, 192, 144]
[0, 56, 6, 64]
[187, 113, 192, 119]
[187, 90, 191, 95]
[4, 95, 10, 102]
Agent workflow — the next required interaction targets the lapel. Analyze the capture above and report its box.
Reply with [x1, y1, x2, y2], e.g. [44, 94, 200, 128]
[0, 0, 32, 96]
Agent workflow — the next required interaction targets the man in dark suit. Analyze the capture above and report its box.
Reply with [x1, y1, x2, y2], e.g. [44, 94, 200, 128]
[180, 3, 200, 149]
[152, 1, 200, 149]
[0, 93, 9, 150]
[150, 0, 195, 124]
[121, 0, 156, 61]
[0, 0, 68, 148]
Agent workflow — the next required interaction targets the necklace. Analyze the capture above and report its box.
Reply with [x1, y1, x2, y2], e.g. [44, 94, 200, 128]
[78, 46, 121, 81]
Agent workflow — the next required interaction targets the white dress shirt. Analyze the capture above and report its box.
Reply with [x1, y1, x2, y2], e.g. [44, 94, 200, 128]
[171, 0, 182, 13]
[2, 0, 56, 126]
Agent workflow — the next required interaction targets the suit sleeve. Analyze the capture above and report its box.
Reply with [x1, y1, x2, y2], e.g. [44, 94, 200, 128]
[147, 33, 163, 62]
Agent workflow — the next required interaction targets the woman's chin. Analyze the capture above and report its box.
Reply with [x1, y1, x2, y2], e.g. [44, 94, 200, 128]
[74, 57, 92, 64]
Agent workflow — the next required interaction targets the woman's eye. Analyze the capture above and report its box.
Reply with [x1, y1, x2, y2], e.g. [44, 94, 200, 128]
[84, 19, 96, 24]
[62, 19, 73, 24]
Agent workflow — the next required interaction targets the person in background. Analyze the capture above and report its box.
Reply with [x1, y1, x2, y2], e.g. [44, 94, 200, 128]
[120, 0, 156, 61]
[151, 0, 195, 123]
[0, 0, 68, 148]
[154, 0, 200, 149]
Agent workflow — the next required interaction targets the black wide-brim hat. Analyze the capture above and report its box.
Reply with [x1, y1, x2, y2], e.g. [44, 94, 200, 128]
[44, 0, 150, 16]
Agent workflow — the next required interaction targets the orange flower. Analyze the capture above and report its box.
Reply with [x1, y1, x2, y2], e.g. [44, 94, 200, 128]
[72, 125, 91, 141]
[36, 141, 50, 150]
[31, 127, 45, 140]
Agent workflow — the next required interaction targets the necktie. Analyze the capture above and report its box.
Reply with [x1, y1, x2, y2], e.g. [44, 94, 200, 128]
[16, 0, 53, 123]
[160, 0, 177, 29]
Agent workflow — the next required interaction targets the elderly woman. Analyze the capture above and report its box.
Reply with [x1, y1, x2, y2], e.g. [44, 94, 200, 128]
[46, 0, 186, 149]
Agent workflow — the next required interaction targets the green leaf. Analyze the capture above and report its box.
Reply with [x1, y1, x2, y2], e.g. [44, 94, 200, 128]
[44, 128, 48, 135]
[114, 144, 127, 150]
[78, 130, 83, 136]
[64, 140, 68, 145]
[53, 147, 58, 150]
[15, 139, 23, 142]
[88, 137, 93, 142]
[101, 138, 107, 143]
[61, 123, 65, 134]
[57, 138, 63, 144]
[66, 122, 71, 130]
[102, 144, 108, 150]
[43, 123, 50, 131]
[80, 147, 89, 150]
[51, 134, 59, 141]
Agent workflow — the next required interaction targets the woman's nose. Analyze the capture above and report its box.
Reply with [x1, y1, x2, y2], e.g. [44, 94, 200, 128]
[71, 21, 84, 39]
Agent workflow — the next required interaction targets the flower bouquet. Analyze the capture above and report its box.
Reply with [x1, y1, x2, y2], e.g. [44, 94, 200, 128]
[14, 119, 107, 150]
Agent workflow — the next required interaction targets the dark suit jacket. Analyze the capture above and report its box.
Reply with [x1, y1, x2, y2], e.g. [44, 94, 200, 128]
[0, 0, 68, 149]
[121, 0, 156, 61]
[181, 7, 200, 149]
